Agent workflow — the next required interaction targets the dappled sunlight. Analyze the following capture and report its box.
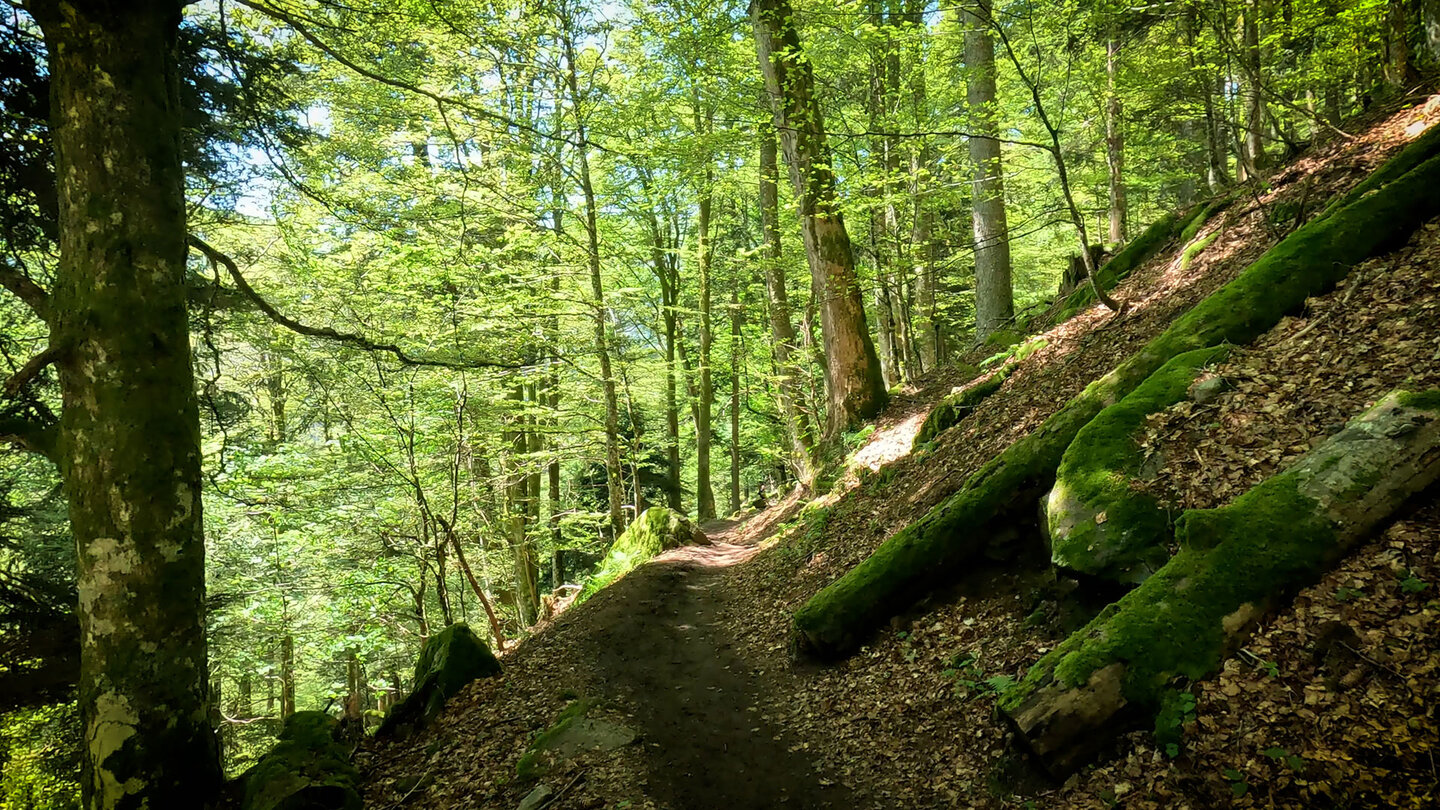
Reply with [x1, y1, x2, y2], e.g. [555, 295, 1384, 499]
[850, 410, 926, 472]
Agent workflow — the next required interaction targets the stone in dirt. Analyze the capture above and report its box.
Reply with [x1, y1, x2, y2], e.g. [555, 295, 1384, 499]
[516, 699, 638, 781]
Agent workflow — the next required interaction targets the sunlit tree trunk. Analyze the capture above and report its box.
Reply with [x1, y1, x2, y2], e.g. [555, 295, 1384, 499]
[752, 0, 888, 436]
[561, 24, 625, 538]
[26, 3, 224, 806]
[906, 0, 938, 371]
[504, 385, 540, 626]
[1105, 33, 1127, 245]
[1240, 0, 1268, 180]
[758, 126, 817, 488]
[729, 279, 743, 515]
[962, 0, 1015, 340]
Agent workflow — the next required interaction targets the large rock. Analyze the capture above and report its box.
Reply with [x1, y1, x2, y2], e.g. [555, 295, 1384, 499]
[378, 623, 502, 736]
[240, 712, 361, 810]
[577, 508, 709, 602]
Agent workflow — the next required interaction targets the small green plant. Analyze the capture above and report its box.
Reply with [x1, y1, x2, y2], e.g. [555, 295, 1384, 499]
[1223, 768, 1249, 797]
[1400, 573, 1430, 594]
[1155, 689, 1197, 754]
[1262, 746, 1306, 771]
[1334, 585, 1365, 603]
[1260, 659, 1280, 678]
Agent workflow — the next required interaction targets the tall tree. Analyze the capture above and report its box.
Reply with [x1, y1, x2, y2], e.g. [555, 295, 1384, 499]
[22, 2, 224, 807]
[961, 0, 1015, 340]
[751, 0, 887, 437]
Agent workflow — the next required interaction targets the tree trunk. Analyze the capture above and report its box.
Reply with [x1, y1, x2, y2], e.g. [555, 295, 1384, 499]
[729, 279, 743, 515]
[1105, 34, 1127, 245]
[962, 0, 1015, 340]
[696, 144, 718, 521]
[562, 28, 625, 539]
[504, 386, 540, 626]
[28, 2, 224, 806]
[280, 634, 296, 720]
[905, 0, 939, 371]
[1240, 0, 1268, 180]
[758, 125, 818, 489]
[752, 0, 888, 437]
[1006, 387, 1440, 775]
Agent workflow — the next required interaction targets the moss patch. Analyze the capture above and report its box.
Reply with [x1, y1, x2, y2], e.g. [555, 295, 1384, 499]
[1054, 212, 1183, 323]
[378, 623, 501, 736]
[240, 712, 361, 810]
[1046, 346, 1229, 583]
[1179, 230, 1221, 272]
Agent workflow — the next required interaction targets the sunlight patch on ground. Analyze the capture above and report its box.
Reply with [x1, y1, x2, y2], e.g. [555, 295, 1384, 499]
[850, 411, 925, 472]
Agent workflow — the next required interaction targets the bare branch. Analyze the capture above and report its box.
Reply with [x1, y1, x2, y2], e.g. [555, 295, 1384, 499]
[0, 261, 49, 322]
[187, 236, 534, 371]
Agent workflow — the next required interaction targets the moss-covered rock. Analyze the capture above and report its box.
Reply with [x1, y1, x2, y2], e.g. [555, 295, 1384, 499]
[576, 507, 708, 602]
[377, 623, 501, 737]
[1045, 346, 1230, 584]
[1003, 388, 1440, 775]
[240, 712, 361, 810]
[792, 138, 1440, 660]
[516, 699, 637, 781]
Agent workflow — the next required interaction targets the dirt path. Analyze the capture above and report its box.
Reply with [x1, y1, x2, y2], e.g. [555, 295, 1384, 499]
[579, 520, 856, 810]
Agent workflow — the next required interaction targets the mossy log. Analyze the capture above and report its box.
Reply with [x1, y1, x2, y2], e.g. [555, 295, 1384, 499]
[240, 712, 362, 810]
[791, 142, 1440, 660]
[1054, 212, 1179, 322]
[377, 623, 501, 737]
[1045, 346, 1230, 584]
[1003, 388, 1440, 775]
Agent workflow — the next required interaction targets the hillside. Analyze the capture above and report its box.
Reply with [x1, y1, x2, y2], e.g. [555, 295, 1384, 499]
[354, 103, 1440, 810]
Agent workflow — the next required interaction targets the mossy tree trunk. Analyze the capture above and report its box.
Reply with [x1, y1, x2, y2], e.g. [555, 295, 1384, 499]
[792, 139, 1440, 659]
[1004, 388, 1440, 774]
[27, 2, 225, 806]
[752, 0, 888, 437]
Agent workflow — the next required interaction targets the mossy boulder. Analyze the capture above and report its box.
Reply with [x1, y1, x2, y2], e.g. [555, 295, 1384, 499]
[793, 135, 1440, 660]
[377, 623, 501, 737]
[240, 712, 361, 810]
[1005, 388, 1440, 774]
[576, 507, 708, 602]
[1045, 346, 1230, 584]
[516, 700, 637, 781]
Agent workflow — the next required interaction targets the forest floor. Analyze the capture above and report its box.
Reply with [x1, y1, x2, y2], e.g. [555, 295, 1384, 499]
[359, 100, 1440, 809]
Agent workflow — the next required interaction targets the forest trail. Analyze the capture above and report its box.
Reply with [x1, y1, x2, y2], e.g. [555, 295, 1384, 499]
[578, 515, 855, 810]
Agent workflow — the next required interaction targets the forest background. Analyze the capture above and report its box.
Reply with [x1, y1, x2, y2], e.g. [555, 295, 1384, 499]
[0, 0, 1429, 805]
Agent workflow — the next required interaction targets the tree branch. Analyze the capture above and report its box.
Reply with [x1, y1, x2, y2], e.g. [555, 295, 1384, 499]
[187, 236, 534, 371]
[0, 261, 49, 322]
[0, 416, 58, 464]
[2, 345, 63, 399]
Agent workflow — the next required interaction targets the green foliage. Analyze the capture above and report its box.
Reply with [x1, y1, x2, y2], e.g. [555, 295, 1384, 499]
[0, 704, 78, 810]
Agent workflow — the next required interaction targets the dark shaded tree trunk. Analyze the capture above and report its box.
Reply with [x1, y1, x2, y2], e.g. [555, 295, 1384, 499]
[962, 0, 1015, 340]
[752, 0, 888, 437]
[729, 279, 743, 515]
[27, 2, 225, 806]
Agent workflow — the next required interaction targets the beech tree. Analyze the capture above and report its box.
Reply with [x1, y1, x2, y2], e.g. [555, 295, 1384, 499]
[19, 1, 223, 807]
[751, 0, 887, 436]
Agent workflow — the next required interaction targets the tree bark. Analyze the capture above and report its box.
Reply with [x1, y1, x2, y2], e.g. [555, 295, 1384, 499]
[561, 24, 625, 538]
[905, 0, 939, 372]
[729, 277, 743, 515]
[1105, 34, 1127, 245]
[752, 0, 888, 437]
[1240, 0, 1268, 180]
[962, 0, 1015, 340]
[758, 125, 817, 489]
[28, 2, 225, 806]
[695, 126, 718, 521]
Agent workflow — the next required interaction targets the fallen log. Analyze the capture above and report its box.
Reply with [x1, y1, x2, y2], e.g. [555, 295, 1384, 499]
[791, 136, 1440, 660]
[1002, 388, 1440, 775]
[1045, 346, 1230, 584]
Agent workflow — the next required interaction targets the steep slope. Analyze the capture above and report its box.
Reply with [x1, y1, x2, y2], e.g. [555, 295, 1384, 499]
[358, 101, 1440, 809]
